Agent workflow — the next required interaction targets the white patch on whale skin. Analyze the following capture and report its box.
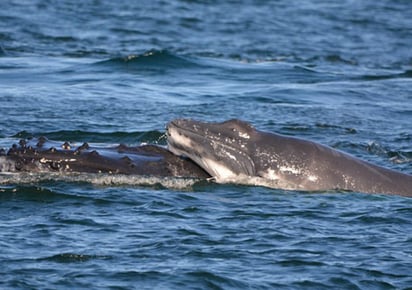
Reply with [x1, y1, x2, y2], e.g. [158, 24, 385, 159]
[225, 151, 238, 161]
[279, 165, 301, 175]
[200, 157, 237, 182]
[167, 127, 194, 157]
[39, 158, 77, 163]
[238, 132, 250, 139]
[261, 168, 318, 184]
[261, 169, 280, 180]
[307, 175, 318, 182]
[167, 128, 197, 161]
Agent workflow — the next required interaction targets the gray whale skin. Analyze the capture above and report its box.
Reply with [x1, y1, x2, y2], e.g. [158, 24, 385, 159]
[167, 119, 412, 197]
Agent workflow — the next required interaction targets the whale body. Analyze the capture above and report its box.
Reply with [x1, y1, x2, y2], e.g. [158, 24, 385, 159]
[0, 137, 209, 179]
[167, 119, 412, 197]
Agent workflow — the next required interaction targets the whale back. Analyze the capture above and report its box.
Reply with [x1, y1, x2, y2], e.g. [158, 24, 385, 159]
[1, 137, 210, 178]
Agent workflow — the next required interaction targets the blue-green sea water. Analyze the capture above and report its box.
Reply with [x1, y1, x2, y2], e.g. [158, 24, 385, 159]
[1, 1, 411, 289]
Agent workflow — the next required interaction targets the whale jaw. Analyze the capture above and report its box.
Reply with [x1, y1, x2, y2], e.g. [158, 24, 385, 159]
[167, 119, 256, 182]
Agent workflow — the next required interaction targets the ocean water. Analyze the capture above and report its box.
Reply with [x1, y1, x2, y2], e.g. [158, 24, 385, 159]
[1, 0, 412, 289]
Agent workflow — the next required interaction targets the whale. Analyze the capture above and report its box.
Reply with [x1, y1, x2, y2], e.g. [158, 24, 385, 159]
[167, 119, 412, 197]
[0, 137, 209, 179]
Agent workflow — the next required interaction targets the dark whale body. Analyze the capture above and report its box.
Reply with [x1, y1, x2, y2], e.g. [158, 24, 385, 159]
[167, 119, 412, 197]
[0, 137, 209, 179]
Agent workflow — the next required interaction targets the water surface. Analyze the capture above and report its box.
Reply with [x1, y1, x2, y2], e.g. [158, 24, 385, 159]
[1, 0, 411, 289]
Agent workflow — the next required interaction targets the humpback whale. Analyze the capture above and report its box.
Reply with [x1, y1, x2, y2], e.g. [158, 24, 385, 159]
[1, 120, 411, 196]
[0, 137, 209, 179]
[167, 119, 412, 197]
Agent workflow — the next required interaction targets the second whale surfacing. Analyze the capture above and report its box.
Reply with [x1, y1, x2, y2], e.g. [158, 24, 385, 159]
[0, 137, 209, 186]
[167, 119, 412, 197]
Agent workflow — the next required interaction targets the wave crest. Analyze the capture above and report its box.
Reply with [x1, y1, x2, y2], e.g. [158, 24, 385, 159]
[94, 49, 199, 71]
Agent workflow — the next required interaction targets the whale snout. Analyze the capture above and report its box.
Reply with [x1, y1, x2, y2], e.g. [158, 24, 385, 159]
[167, 118, 257, 181]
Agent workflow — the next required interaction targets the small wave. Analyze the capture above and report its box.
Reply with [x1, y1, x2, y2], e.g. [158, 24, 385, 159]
[332, 140, 383, 158]
[365, 141, 412, 165]
[0, 172, 203, 190]
[185, 270, 250, 289]
[93, 49, 201, 72]
[356, 69, 412, 81]
[0, 44, 6, 56]
[39, 253, 111, 263]
[0, 184, 72, 202]
[84, 49, 344, 86]
[315, 123, 357, 134]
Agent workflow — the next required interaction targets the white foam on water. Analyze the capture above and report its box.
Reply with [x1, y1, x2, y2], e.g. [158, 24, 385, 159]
[0, 172, 202, 190]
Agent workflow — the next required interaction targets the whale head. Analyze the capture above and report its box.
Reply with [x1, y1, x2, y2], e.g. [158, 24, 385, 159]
[167, 119, 256, 182]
